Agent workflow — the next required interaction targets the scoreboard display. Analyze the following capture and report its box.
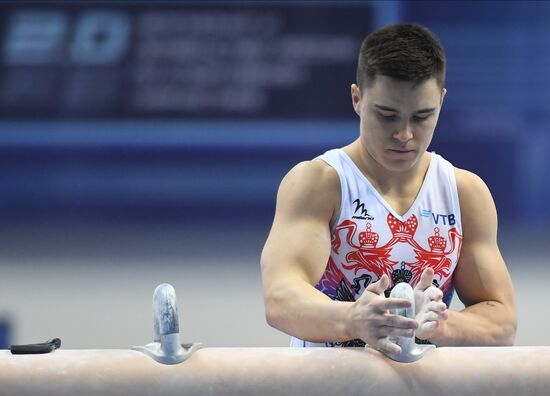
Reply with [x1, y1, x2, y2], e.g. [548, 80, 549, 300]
[0, 3, 375, 118]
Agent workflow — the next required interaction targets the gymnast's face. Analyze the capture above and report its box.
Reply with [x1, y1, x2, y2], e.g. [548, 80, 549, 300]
[351, 75, 446, 173]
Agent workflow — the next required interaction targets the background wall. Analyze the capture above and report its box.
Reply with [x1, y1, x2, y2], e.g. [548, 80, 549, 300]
[0, 1, 548, 349]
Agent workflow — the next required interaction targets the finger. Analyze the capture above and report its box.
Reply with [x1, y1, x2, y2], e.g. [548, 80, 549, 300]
[428, 308, 449, 321]
[376, 338, 402, 355]
[425, 286, 444, 301]
[383, 313, 419, 329]
[415, 268, 435, 292]
[366, 274, 390, 295]
[420, 321, 439, 332]
[419, 311, 440, 322]
[377, 298, 412, 312]
[422, 308, 449, 323]
[425, 300, 447, 313]
[416, 320, 439, 340]
[378, 326, 415, 338]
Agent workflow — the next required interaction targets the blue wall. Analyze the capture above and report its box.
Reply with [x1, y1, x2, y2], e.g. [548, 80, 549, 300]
[0, 1, 548, 227]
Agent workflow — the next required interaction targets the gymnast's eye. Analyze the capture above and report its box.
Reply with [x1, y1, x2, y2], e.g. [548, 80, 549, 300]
[413, 114, 432, 122]
[377, 112, 397, 121]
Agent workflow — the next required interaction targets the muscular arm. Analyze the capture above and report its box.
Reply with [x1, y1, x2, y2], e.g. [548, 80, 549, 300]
[429, 169, 517, 346]
[261, 160, 352, 342]
[261, 161, 417, 348]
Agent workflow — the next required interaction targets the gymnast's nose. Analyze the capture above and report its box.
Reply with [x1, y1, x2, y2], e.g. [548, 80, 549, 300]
[393, 121, 413, 143]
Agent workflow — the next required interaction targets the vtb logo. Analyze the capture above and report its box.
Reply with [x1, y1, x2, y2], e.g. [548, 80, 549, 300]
[420, 209, 456, 226]
[352, 199, 374, 220]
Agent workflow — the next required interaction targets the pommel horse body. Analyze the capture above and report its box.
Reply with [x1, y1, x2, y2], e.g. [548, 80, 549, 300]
[2, 283, 546, 396]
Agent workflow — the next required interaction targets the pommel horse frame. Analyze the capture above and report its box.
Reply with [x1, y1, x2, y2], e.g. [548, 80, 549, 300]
[1, 346, 550, 396]
[3, 284, 543, 395]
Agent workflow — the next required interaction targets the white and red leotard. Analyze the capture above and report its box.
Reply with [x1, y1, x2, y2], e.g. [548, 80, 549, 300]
[290, 149, 463, 347]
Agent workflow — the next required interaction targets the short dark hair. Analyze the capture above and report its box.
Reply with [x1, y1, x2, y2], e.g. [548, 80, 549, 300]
[356, 23, 446, 90]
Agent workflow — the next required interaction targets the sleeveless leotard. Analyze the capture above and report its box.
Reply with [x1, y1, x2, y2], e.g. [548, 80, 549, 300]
[290, 149, 463, 347]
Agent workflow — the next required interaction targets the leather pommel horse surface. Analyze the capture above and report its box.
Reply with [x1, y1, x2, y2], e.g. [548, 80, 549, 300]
[1, 346, 549, 396]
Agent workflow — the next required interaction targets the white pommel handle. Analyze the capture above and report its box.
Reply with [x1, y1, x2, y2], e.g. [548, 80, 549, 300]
[153, 283, 179, 341]
[133, 283, 202, 364]
[384, 282, 434, 363]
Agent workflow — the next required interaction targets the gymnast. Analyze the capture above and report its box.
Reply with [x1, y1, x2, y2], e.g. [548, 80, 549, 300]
[261, 23, 516, 353]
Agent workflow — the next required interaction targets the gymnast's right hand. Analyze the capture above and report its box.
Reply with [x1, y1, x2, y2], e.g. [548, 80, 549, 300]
[348, 275, 419, 354]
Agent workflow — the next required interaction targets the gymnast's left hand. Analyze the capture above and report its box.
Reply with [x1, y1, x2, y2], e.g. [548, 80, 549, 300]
[413, 268, 449, 340]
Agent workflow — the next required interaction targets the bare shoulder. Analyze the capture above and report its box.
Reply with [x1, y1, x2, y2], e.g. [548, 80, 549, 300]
[281, 159, 339, 197]
[454, 167, 494, 211]
[277, 159, 340, 222]
[263, 159, 340, 283]
[454, 168, 491, 197]
[454, 167, 497, 239]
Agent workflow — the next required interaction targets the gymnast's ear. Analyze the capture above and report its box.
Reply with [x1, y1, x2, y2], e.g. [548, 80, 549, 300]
[440, 87, 447, 106]
[351, 83, 362, 116]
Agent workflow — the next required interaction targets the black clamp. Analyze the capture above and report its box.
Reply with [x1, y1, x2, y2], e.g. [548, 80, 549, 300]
[10, 338, 61, 354]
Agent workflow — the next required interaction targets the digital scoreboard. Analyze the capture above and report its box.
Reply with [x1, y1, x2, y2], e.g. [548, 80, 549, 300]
[0, 3, 374, 118]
